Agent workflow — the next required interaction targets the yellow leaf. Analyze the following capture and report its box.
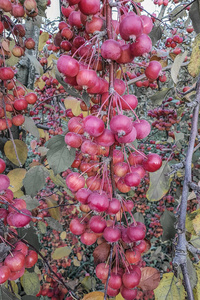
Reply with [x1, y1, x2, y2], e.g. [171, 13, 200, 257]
[10, 281, 18, 294]
[38, 32, 49, 51]
[51, 246, 72, 260]
[188, 33, 200, 78]
[4, 140, 28, 166]
[34, 265, 41, 275]
[7, 168, 26, 192]
[193, 214, 200, 235]
[186, 214, 196, 235]
[116, 293, 124, 300]
[77, 252, 82, 261]
[154, 273, 186, 300]
[29, 161, 42, 168]
[116, 68, 121, 79]
[82, 291, 105, 300]
[186, 209, 200, 235]
[45, 196, 60, 220]
[73, 258, 80, 267]
[6, 39, 20, 66]
[49, 169, 73, 196]
[34, 77, 45, 90]
[47, 54, 58, 69]
[64, 96, 88, 117]
[13, 189, 24, 198]
[38, 128, 49, 141]
[60, 231, 67, 240]
[176, 170, 185, 178]
[194, 262, 200, 299]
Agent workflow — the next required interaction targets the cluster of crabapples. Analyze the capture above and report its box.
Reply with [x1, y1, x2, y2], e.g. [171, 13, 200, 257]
[56, 0, 164, 298]
[0, 238, 38, 284]
[0, 66, 38, 129]
[0, 161, 32, 229]
[0, 0, 38, 58]
[0, 160, 38, 284]
[148, 105, 179, 132]
[65, 114, 162, 298]
[57, 1, 163, 89]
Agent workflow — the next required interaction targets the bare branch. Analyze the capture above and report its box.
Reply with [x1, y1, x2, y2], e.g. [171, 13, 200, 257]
[172, 74, 200, 300]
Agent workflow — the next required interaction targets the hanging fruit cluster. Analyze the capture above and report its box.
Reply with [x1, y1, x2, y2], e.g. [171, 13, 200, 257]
[0, 162, 38, 284]
[56, 0, 163, 298]
[0, 66, 38, 129]
[0, 0, 39, 129]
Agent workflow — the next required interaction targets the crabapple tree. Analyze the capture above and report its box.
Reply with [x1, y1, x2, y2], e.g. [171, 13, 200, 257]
[0, 0, 200, 299]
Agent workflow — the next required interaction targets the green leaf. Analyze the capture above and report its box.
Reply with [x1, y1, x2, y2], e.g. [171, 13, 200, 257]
[154, 273, 186, 299]
[189, 2, 200, 34]
[190, 235, 200, 248]
[82, 90, 90, 107]
[169, 5, 187, 22]
[81, 276, 96, 291]
[150, 88, 172, 105]
[149, 26, 163, 46]
[21, 195, 40, 210]
[146, 162, 172, 202]
[36, 0, 47, 17]
[22, 296, 37, 300]
[171, 52, 187, 84]
[21, 271, 40, 296]
[133, 212, 145, 223]
[23, 165, 49, 197]
[192, 149, 200, 163]
[26, 54, 43, 76]
[174, 132, 184, 142]
[49, 170, 73, 196]
[17, 225, 40, 250]
[47, 135, 76, 175]
[22, 117, 40, 139]
[187, 256, 197, 289]
[160, 210, 176, 241]
[0, 286, 21, 300]
[38, 221, 47, 234]
[44, 217, 63, 232]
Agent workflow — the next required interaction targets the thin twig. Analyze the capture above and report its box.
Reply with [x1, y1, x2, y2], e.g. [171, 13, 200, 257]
[169, 0, 196, 21]
[39, 202, 78, 211]
[0, 196, 42, 220]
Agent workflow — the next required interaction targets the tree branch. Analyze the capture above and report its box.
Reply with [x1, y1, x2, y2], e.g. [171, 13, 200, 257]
[172, 74, 200, 300]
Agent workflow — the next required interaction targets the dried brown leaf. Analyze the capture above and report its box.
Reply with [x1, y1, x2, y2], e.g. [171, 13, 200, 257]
[93, 242, 110, 265]
[139, 267, 160, 291]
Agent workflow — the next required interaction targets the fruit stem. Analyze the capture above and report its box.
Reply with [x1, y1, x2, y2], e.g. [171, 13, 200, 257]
[115, 91, 140, 122]
[104, 243, 114, 300]
[128, 144, 148, 159]
[122, 198, 137, 226]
